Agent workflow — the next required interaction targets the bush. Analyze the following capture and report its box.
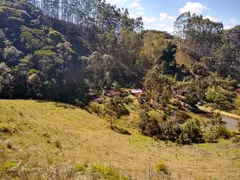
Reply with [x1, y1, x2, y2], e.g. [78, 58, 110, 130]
[156, 161, 168, 174]
[0, 124, 12, 134]
[148, 110, 164, 122]
[74, 164, 86, 172]
[123, 96, 134, 105]
[0, 161, 17, 171]
[206, 89, 235, 111]
[34, 49, 57, 57]
[177, 120, 204, 145]
[88, 102, 103, 115]
[216, 125, 231, 139]
[48, 29, 65, 44]
[75, 99, 84, 107]
[103, 98, 130, 120]
[41, 132, 50, 138]
[54, 140, 61, 148]
[205, 124, 232, 142]
[90, 164, 121, 179]
[5, 139, 13, 149]
[159, 121, 182, 142]
[138, 110, 160, 136]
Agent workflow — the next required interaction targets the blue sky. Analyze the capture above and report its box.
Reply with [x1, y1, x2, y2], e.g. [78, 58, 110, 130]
[106, 0, 240, 33]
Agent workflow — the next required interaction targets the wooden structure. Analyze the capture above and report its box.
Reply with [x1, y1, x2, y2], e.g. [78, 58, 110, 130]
[105, 90, 121, 97]
[129, 89, 143, 97]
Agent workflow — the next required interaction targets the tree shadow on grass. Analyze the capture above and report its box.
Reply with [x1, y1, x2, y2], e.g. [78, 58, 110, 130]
[110, 124, 131, 135]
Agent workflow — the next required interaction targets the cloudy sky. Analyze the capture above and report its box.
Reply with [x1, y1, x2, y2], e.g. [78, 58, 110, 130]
[106, 0, 240, 33]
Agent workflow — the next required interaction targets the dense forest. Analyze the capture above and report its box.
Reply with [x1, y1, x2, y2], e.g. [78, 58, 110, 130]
[0, 0, 240, 118]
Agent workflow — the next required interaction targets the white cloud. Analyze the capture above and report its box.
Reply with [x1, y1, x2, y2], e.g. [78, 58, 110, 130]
[224, 26, 232, 30]
[129, 13, 137, 19]
[180, 2, 207, 14]
[142, 16, 156, 23]
[229, 18, 238, 24]
[106, 0, 126, 4]
[155, 24, 174, 33]
[129, 0, 144, 10]
[163, 27, 174, 33]
[137, 11, 145, 15]
[156, 24, 167, 27]
[160, 13, 175, 21]
[204, 15, 221, 22]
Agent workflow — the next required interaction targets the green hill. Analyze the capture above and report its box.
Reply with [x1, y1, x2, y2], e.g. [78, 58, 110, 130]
[0, 0, 90, 103]
[0, 100, 239, 179]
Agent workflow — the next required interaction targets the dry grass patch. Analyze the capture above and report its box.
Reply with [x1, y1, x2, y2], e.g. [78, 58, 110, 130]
[0, 100, 239, 179]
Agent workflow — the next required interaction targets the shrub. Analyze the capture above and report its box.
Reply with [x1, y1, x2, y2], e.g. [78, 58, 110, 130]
[216, 125, 231, 139]
[88, 102, 103, 115]
[156, 161, 168, 174]
[103, 98, 130, 120]
[48, 29, 65, 44]
[159, 121, 182, 142]
[75, 99, 84, 108]
[34, 49, 57, 57]
[177, 120, 204, 145]
[0, 161, 17, 171]
[74, 164, 86, 172]
[123, 96, 134, 105]
[205, 124, 232, 142]
[5, 139, 13, 149]
[206, 89, 235, 111]
[90, 164, 120, 179]
[28, 69, 39, 76]
[41, 132, 50, 138]
[46, 157, 54, 165]
[0, 124, 12, 134]
[54, 140, 61, 148]
[148, 110, 164, 122]
[138, 109, 161, 136]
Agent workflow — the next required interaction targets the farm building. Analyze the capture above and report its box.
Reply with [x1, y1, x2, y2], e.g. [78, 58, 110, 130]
[129, 89, 143, 97]
[105, 90, 121, 97]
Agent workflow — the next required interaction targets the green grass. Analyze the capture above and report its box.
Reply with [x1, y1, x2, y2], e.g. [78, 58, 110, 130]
[0, 100, 239, 179]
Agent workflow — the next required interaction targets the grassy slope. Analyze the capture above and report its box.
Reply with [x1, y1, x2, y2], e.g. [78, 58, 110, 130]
[175, 50, 194, 67]
[0, 100, 240, 179]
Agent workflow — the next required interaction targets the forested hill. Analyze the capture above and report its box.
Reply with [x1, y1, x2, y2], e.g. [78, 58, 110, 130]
[1, 0, 240, 112]
[0, 0, 91, 103]
[0, 0, 146, 104]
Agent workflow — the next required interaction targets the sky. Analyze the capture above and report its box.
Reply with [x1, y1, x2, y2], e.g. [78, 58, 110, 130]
[105, 0, 240, 33]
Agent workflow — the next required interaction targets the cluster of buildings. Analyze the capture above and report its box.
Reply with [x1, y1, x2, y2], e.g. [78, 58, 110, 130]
[88, 89, 143, 103]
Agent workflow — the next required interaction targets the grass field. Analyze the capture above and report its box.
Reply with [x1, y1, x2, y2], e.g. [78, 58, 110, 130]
[0, 100, 240, 179]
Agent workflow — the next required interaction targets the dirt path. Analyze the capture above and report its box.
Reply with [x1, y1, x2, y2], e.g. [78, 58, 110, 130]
[198, 106, 240, 120]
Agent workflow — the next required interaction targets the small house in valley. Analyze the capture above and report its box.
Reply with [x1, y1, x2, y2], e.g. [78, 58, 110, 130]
[105, 90, 121, 97]
[129, 89, 143, 97]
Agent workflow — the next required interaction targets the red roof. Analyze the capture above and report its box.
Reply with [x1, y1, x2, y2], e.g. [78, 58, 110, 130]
[106, 90, 121, 96]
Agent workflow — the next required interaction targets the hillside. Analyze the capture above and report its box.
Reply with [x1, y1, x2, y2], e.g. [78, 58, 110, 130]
[0, 100, 240, 179]
[0, 0, 90, 103]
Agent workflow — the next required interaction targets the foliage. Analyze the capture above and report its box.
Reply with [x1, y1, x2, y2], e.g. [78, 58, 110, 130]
[174, 12, 223, 59]
[54, 140, 61, 148]
[177, 120, 204, 145]
[0, 162, 17, 171]
[90, 164, 121, 180]
[88, 102, 104, 115]
[156, 161, 168, 174]
[74, 164, 86, 172]
[206, 89, 236, 111]
[0, 123, 12, 134]
[103, 98, 130, 124]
